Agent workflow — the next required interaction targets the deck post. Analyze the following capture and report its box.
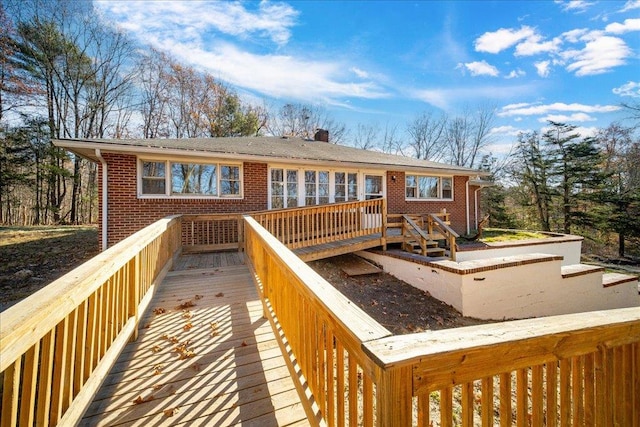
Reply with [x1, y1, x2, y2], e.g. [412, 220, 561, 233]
[381, 198, 388, 250]
[128, 253, 140, 342]
[375, 364, 413, 426]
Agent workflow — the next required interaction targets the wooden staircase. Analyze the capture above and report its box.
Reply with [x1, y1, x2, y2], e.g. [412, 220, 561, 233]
[401, 215, 447, 258]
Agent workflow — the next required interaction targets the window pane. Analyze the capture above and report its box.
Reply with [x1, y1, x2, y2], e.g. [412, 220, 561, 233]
[319, 171, 329, 204]
[418, 176, 438, 198]
[142, 179, 165, 194]
[220, 165, 240, 196]
[171, 163, 216, 195]
[143, 161, 165, 178]
[442, 177, 452, 198]
[348, 173, 358, 200]
[271, 168, 283, 183]
[287, 170, 298, 207]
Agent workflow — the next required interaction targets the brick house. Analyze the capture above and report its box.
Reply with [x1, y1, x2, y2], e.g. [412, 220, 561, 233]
[54, 133, 490, 250]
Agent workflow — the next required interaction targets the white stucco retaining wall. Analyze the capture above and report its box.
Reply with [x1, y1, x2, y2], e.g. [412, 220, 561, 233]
[357, 251, 640, 320]
[455, 235, 583, 266]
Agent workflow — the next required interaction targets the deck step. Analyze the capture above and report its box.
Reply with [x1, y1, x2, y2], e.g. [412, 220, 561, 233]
[561, 264, 604, 279]
[602, 272, 639, 290]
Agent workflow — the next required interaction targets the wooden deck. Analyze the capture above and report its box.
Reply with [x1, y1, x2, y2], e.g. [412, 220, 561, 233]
[80, 252, 310, 426]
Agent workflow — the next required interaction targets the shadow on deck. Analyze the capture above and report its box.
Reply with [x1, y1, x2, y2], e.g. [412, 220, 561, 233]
[81, 252, 309, 426]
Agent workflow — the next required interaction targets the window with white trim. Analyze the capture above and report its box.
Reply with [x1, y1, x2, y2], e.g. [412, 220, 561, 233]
[139, 160, 241, 197]
[405, 175, 453, 200]
[271, 168, 299, 209]
[305, 170, 330, 206]
[335, 172, 358, 202]
[365, 174, 384, 200]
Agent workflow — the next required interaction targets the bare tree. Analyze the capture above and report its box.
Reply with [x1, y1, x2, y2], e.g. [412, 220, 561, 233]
[444, 105, 495, 168]
[404, 111, 447, 161]
[266, 103, 347, 144]
[380, 122, 401, 154]
[352, 123, 380, 150]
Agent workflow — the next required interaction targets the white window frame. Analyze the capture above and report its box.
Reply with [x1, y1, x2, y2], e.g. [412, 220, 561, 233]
[268, 166, 383, 209]
[405, 174, 454, 201]
[138, 157, 243, 199]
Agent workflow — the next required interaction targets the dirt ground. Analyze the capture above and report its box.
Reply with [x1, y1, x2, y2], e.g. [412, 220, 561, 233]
[309, 254, 489, 334]
[0, 226, 99, 312]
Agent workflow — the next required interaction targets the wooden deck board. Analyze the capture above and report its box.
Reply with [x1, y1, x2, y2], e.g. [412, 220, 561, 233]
[81, 253, 309, 426]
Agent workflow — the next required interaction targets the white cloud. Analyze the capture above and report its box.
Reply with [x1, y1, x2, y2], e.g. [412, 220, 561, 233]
[175, 42, 389, 103]
[565, 35, 631, 75]
[605, 18, 640, 34]
[95, 0, 299, 45]
[538, 113, 595, 122]
[505, 69, 526, 79]
[459, 60, 500, 77]
[562, 28, 590, 43]
[620, 1, 640, 12]
[534, 61, 551, 77]
[515, 35, 562, 56]
[613, 81, 640, 97]
[490, 125, 524, 137]
[412, 84, 537, 110]
[556, 1, 595, 12]
[499, 102, 620, 117]
[351, 67, 369, 79]
[475, 26, 536, 54]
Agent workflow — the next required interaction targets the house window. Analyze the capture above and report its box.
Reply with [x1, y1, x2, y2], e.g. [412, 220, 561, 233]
[365, 175, 384, 200]
[271, 168, 298, 208]
[406, 175, 453, 200]
[139, 159, 241, 197]
[142, 161, 166, 194]
[335, 172, 358, 202]
[305, 170, 330, 205]
[171, 163, 217, 195]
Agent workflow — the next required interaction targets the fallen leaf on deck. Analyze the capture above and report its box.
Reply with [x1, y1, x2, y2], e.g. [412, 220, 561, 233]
[241, 340, 248, 347]
[195, 294, 203, 300]
[132, 395, 154, 405]
[164, 407, 180, 417]
[152, 364, 164, 375]
[182, 311, 193, 319]
[183, 322, 193, 331]
[151, 345, 162, 353]
[153, 307, 167, 315]
[210, 322, 220, 337]
[176, 300, 195, 309]
[215, 292, 224, 297]
[191, 363, 201, 371]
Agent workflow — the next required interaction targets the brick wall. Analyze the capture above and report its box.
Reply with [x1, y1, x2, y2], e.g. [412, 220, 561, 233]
[99, 153, 268, 247]
[97, 155, 478, 247]
[386, 171, 477, 235]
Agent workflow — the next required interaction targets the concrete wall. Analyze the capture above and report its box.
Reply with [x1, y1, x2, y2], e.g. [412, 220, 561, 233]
[358, 251, 640, 320]
[456, 236, 583, 266]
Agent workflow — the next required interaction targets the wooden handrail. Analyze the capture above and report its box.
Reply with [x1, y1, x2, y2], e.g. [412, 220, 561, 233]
[427, 213, 459, 260]
[181, 213, 244, 253]
[402, 215, 431, 256]
[0, 216, 182, 426]
[244, 212, 640, 426]
[244, 215, 392, 426]
[251, 198, 386, 250]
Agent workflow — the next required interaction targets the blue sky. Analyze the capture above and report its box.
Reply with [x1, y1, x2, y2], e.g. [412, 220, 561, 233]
[95, 0, 640, 155]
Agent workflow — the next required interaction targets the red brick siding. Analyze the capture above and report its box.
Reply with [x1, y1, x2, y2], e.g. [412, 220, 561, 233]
[386, 171, 476, 235]
[99, 153, 267, 247]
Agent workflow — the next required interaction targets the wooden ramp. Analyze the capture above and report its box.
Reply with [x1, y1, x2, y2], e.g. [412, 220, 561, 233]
[81, 253, 309, 426]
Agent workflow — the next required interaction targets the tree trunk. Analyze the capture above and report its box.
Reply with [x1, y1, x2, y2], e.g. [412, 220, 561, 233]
[618, 233, 625, 258]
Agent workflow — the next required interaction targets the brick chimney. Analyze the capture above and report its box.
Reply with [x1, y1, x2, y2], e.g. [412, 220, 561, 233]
[314, 129, 329, 142]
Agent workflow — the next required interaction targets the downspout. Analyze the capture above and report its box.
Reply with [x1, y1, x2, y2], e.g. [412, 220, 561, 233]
[465, 179, 470, 235]
[95, 149, 108, 251]
[474, 187, 481, 230]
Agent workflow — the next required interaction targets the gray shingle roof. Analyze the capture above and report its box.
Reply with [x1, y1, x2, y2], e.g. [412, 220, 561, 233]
[53, 136, 487, 176]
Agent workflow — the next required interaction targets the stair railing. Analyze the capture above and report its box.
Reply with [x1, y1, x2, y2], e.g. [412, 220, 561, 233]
[426, 213, 459, 261]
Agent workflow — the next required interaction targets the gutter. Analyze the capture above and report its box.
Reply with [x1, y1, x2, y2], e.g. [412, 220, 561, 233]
[95, 149, 108, 251]
[466, 179, 470, 235]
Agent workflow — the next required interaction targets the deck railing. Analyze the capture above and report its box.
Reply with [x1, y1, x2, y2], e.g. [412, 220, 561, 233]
[427, 212, 459, 261]
[0, 216, 182, 427]
[244, 214, 640, 426]
[181, 213, 243, 253]
[251, 198, 386, 250]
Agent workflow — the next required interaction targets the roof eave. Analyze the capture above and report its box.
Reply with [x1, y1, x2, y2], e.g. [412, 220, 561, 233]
[53, 139, 489, 177]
